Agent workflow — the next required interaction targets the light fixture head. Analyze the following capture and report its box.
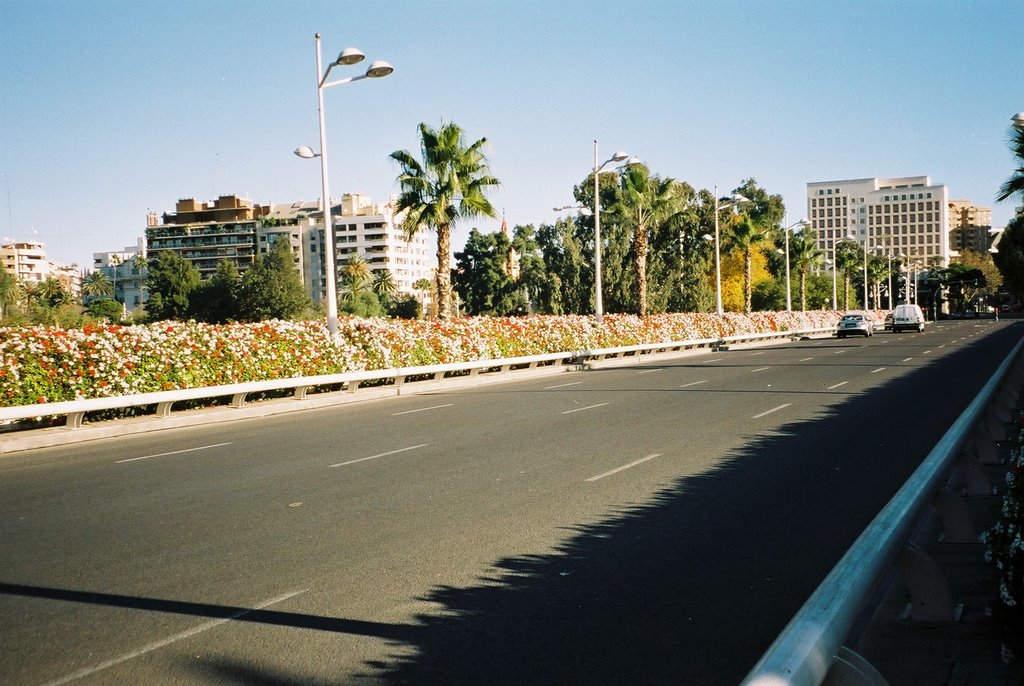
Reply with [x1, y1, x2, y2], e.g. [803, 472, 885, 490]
[733, 193, 750, 203]
[610, 151, 629, 163]
[1012, 112, 1024, 128]
[702, 234, 714, 242]
[365, 60, 394, 78]
[336, 47, 365, 66]
[294, 145, 318, 159]
[624, 157, 643, 167]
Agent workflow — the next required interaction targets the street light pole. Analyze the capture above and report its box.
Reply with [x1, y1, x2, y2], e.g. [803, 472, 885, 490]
[704, 189, 749, 317]
[296, 34, 393, 334]
[779, 219, 807, 312]
[591, 141, 633, 324]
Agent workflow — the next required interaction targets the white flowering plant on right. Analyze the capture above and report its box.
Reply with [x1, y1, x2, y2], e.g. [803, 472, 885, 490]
[982, 429, 1024, 608]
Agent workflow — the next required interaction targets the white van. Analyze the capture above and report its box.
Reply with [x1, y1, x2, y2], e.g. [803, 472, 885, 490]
[892, 303, 925, 333]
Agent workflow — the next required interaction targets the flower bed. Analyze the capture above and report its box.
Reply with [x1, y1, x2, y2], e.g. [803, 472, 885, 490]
[1, 311, 843, 408]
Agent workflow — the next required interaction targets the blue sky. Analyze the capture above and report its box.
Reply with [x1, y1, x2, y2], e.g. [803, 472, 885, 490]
[2, 0, 1023, 269]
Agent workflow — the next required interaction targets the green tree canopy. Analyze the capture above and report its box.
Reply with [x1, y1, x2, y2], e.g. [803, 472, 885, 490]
[235, 237, 310, 321]
[146, 251, 200, 321]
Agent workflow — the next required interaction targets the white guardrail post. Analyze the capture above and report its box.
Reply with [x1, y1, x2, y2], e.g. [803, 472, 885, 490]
[742, 336, 1024, 686]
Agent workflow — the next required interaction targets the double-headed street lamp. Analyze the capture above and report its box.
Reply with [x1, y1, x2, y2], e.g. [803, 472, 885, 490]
[830, 234, 858, 310]
[555, 140, 639, 324]
[702, 188, 749, 316]
[295, 34, 393, 334]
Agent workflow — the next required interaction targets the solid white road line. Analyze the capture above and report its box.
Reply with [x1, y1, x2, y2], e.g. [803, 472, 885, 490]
[752, 403, 791, 419]
[545, 381, 583, 389]
[116, 443, 232, 464]
[329, 444, 428, 468]
[680, 380, 708, 388]
[827, 381, 848, 390]
[586, 454, 661, 482]
[392, 403, 453, 416]
[562, 402, 609, 415]
[42, 589, 307, 686]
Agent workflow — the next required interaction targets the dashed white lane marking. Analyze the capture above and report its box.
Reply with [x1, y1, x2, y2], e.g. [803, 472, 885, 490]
[637, 368, 663, 374]
[42, 589, 307, 686]
[680, 380, 708, 388]
[586, 454, 662, 482]
[329, 444, 428, 468]
[902, 357, 913, 362]
[562, 403, 609, 415]
[116, 443, 232, 464]
[701, 358, 723, 364]
[827, 381, 848, 390]
[751, 367, 770, 373]
[392, 403, 453, 416]
[752, 403, 791, 419]
[545, 381, 583, 389]
[870, 367, 887, 374]
[799, 357, 814, 362]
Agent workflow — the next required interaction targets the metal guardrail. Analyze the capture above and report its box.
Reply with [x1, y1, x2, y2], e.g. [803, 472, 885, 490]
[0, 327, 829, 431]
[742, 335, 1024, 686]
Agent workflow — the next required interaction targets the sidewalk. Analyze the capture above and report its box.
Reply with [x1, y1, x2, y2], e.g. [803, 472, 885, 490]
[853, 444, 1024, 684]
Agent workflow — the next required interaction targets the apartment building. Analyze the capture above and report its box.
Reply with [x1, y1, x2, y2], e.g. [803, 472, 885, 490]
[948, 200, 994, 255]
[146, 195, 270, 279]
[807, 176, 950, 266]
[0, 240, 82, 298]
[92, 239, 147, 312]
[262, 193, 435, 305]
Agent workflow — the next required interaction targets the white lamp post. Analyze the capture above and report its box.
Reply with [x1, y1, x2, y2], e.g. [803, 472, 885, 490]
[780, 219, 808, 312]
[702, 188, 749, 316]
[295, 34, 393, 334]
[557, 142, 638, 324]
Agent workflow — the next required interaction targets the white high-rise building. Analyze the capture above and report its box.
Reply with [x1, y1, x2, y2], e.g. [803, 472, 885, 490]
[262, 193, 435, 306]
[807, 176, 950, 266]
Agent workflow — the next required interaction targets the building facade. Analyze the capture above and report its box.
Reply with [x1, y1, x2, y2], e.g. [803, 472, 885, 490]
[149, 193, 436, 307]
[1, 240, 82, 299]
[947, 200, 994, 255]
[262, 193, 435, 306]
[146, 195, 270, 280]
[807, 176, 950, 266]
[92, 239, 147, 313]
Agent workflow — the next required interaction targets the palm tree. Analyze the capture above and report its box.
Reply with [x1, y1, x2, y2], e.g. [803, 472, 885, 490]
[413, 276, 435, 316]
[342, 254, 372, 284]
[610, 165, 681, 316]
[835, 241, 862, 309]
[109, 254, 122, 303]
[372, 269, 398, 304]
[338, 271, 371, 303]
[81, 270, 113, 301]
[788, 228, 824, 311]
[997, 119, 1024, 202]
[391, 121, 501, 319]
[723, 215, 773, 313]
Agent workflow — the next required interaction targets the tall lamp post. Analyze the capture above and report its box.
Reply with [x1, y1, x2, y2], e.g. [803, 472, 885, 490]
[780, 219, 808, 312]
[703, 188, 749, 316]
[295, 33, 393, 334]
[831, 234, 857, 310]
[557, 141, 638, 324]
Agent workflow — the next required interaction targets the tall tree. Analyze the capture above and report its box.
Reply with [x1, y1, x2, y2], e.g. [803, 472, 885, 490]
[146, 251, 200, 321]
[788, 228, 824, 311]
[609, 165, 683, 316]
[722, 215, 773, 313]
[0, 270, 20, 321]
[235, 237, 310, 321]
[191, 260, 240, 323]
[391, 121, 501, 318]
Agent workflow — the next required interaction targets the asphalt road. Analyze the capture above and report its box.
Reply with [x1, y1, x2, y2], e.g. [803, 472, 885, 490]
[1, 320, 1020, 685]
